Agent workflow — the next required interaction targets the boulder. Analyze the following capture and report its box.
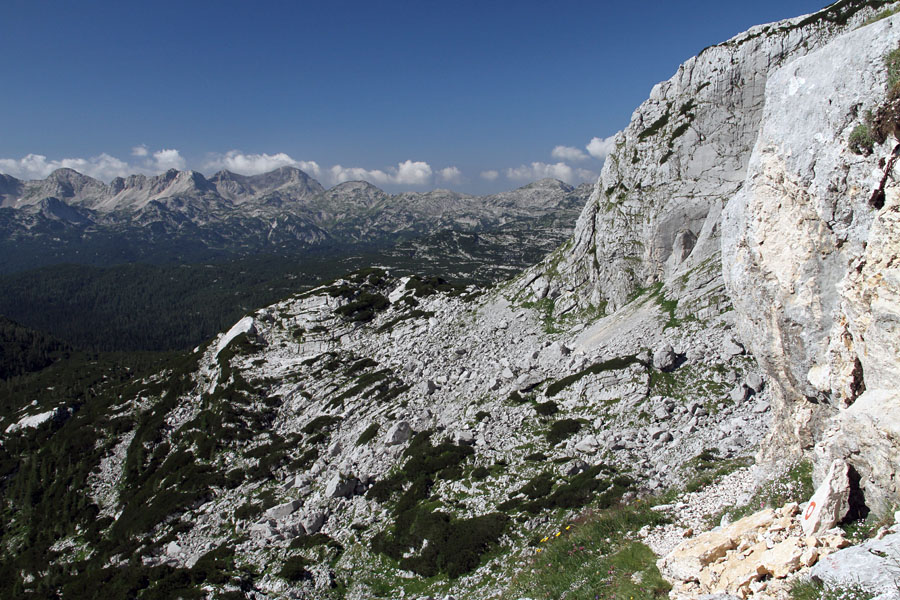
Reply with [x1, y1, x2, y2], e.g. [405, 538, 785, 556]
[249, 521, 277, 538]
[801, 459, 850, 536]
[385, 421, 412, 445]
[325, 474, 359, 499]
[721, 337, 744, 358]
[301, 511, 326, 535]
[455, 430, 475, 446]
[810, 531, 900, 594]
[745, 372, 764, 393]
[515, 372, 544, 392]
[652, 344, 677, 371]
[538, 341, 570, 369]
[729, 384, 750, 404]
[574, 436, 600, 454]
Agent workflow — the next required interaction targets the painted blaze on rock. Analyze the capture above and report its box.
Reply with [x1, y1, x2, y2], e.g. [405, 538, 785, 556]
[801, 459, 850, 536]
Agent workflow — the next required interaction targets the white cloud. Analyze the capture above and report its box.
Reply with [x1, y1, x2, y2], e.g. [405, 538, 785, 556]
[437, 166, 462, 184]
[0, 153, 133, 181]
[394, 160, 433, 185]
[480, 170, 499, 181]
[131, 144, 149, 157]
[551, 145, 588, 162]
[330, 165, 392, 185]
[506, 162, 576, 184]
[586, 135, 617, 160]
[329, 160, 434, 186]
[205, 150, 322, 177]
[151, 148, 186, 171]
[505, 162, 599, 185]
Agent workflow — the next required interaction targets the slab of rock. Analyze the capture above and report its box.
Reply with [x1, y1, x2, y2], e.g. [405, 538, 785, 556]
[801, 459, 850, 536]
[454, 430, 475, 446]
[574, 435, 600, 454]
[658, 509, 776, 582]
[810, 531, 900, 594]
[301, 511, 326, 535]
[325, 474, 359, 499]
[265, 499, 301, 520]
[745, 372, 764, 393]
[729, 384, 750, 404]
[539, 341, 570, 369]
[721, 337, 744, 358]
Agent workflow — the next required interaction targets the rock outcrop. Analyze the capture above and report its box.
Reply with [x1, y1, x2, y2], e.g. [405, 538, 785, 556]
[517, 1, 900, 517]
[659, 502, 850, 598]
[519, 2, 889, 320]
[723, 13, 900, 515]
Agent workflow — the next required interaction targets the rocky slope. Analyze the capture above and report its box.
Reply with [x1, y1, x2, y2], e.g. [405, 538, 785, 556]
[0, 264, 770, 598]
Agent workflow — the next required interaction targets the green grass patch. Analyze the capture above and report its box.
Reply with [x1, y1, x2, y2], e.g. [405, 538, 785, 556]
[682, 449, 753, 493]
[502, 505, 670, 600]
[710, 460, 813, 526]
[790, 579, 876, 600]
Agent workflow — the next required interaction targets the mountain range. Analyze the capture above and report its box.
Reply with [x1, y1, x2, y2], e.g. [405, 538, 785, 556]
[0, 166, 590, 275]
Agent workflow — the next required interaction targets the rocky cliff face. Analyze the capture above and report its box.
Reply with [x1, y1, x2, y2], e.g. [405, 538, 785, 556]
[723, 14, 900, 516]
[520, 1, 893, 318]
[517, 1, 900, 516]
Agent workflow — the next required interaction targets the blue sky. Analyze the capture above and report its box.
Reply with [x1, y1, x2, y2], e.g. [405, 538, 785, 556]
[1, 0, 829, 193]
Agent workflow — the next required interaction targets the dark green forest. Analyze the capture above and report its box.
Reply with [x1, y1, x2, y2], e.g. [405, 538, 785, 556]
[0, 317, 71, 379]
[0, 254, 380, 353]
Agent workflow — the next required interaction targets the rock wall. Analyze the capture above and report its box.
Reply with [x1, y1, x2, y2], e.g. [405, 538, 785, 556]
[722, 15, 900, 514]
[521, 2, 890, 319]
[521, 1, 900, 515]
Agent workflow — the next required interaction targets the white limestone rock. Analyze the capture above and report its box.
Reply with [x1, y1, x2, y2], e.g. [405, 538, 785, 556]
[800, 459, 851, 536]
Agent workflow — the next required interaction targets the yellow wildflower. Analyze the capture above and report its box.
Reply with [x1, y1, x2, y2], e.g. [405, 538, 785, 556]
[555, 531, 561, 537]
[565, 525, 571, 530]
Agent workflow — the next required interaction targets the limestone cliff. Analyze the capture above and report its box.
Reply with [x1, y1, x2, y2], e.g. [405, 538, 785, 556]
[521, 1, 892, 318]
[523, 1, 900, 515]
[723, 14, 900, 515]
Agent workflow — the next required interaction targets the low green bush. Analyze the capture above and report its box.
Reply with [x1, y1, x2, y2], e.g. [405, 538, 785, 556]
[545, 355, 641, 397]
[849, 123, 875, 155]
[356, 423, 380, 446]
[471, 465, 490, 480]
[534, 401, 559, 416]
[546, 419, 582, 445]
[790, 579, 875, 600]
[279, 556, 313, 582]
